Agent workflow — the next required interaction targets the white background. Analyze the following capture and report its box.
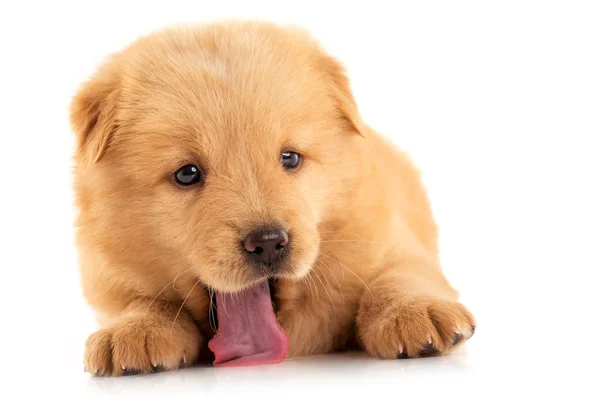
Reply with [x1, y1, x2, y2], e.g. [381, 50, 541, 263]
[1, 0, 599, 398]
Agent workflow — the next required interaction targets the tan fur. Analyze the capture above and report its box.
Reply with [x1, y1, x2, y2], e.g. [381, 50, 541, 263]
[70, 21, 475, 376]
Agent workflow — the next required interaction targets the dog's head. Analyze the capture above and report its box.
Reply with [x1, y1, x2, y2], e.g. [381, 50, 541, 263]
[70, 22, 364, 292]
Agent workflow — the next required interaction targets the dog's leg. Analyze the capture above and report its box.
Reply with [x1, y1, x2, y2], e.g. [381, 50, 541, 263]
[356, 259, 475, 359]
[84, 297, 203, 376]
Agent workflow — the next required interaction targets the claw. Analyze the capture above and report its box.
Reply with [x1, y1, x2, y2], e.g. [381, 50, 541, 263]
[151, 365, 164, 374]
[452, 332, 464, 346]
[419, 342, 437, 357]
[122, 368, 141, 376]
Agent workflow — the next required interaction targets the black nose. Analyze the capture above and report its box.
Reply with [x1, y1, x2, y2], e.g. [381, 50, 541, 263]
[243, 228, 289, 265]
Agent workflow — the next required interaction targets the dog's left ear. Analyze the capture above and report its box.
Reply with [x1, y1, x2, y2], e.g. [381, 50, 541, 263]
[69, 58, 121, 167]
[320, 55, 366, 137]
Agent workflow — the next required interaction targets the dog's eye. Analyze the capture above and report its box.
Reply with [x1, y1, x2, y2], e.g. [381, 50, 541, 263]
[174, 164, 203, 186]
[280, 152, 302, 169]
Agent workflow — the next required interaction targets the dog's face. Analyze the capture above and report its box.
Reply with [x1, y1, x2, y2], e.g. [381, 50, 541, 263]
[71, 23, 363, 292]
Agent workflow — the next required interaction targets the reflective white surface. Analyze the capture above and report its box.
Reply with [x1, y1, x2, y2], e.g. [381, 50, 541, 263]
[10, 318, 596, 399]
[20, 340, 596, 399]
[83, 352, 476, 395]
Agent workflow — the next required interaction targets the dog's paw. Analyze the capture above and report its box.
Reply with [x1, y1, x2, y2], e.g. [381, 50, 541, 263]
[84, 315, 202, 377]
[358, 296, 475, 359]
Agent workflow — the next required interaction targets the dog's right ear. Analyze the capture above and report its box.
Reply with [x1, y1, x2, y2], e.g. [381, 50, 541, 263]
[69, 60, 120, 167]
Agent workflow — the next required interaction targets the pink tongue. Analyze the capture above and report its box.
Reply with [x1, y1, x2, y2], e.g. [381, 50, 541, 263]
[207, 281, 289, 367]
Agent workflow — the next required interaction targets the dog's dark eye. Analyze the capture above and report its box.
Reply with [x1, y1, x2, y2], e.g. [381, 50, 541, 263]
[174, 164, 203, 186]
[280, 152, 301, 169]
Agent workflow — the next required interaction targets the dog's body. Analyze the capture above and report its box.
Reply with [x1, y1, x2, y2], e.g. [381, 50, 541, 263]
[71, 22, 474, 376]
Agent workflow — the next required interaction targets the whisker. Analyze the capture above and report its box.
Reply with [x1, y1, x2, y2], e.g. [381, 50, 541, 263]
[318, 259, 343, 296]
[319, 251, 372, 296]
[208, 288, 218, 334]
[172, 266, 192, 289]
[146, 266, 192, 316]
[316, 230, 376, 240]
[313, 266, 336, 311]
[303, 272, 316, 299]
[301, 276, 313, 298]
[234, 290, 242, 315]
[221, 289, 231, 320]
[308, 273, 319, 301]
[317, 258, 344, 306]
[171, 279, 200, 335]
[319, 239, 382, 244]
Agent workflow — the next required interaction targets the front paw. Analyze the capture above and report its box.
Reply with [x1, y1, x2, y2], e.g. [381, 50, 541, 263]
[357, 296, 475, 359]
[84, 314, 202, 377]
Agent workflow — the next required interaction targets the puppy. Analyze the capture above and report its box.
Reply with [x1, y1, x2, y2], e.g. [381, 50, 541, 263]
[70, 21, 475, 376]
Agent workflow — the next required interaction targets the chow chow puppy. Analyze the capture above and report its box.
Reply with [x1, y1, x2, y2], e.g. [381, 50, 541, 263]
[70, 21, 475, 376]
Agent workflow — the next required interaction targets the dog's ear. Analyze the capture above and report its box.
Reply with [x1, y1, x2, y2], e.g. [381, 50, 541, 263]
[69, 59, 120, 167]
[320, 55, 365, 137]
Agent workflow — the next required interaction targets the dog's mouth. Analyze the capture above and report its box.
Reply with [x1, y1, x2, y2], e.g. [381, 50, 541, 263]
[207, 278, 289, 367]
[209, 278, 280, 329]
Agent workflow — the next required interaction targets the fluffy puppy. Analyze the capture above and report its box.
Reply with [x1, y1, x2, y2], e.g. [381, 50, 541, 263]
[70, 21, 475, 376]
